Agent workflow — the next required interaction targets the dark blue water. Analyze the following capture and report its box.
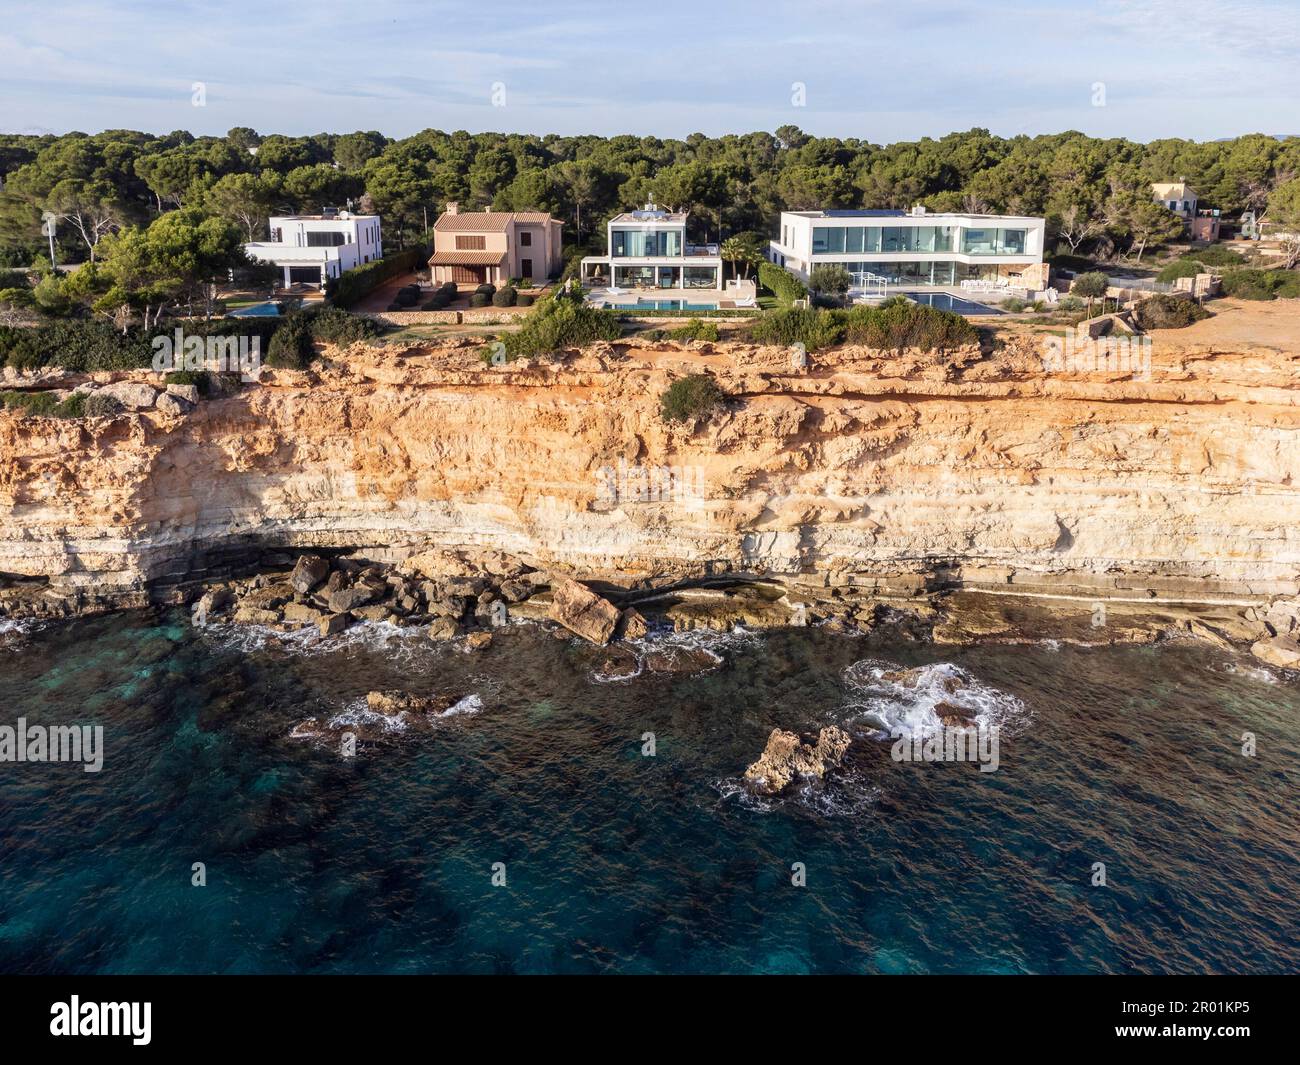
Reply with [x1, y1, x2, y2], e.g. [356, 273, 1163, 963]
[1, 612, 1297, 974]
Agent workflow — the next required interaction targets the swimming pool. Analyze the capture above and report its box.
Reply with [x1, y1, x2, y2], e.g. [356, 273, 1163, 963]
[227, 302, 282, 318]
[904, 292, 1000, 315]
[632, 298, 719, 312]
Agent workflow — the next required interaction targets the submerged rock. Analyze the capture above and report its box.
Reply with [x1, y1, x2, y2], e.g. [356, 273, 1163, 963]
[743, 725, 852, 795]
[548, 577, 619, 645]
[366, 691, 461, 716]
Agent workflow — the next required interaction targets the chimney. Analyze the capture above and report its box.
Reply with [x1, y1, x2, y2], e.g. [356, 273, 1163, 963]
[445, 201, 459, 216]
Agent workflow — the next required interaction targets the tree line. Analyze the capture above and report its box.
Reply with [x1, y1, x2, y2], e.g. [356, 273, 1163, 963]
[1, 124, 1298, 324]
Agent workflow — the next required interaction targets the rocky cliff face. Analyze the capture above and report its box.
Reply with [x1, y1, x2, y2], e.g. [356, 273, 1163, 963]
[1, 326, 1298, 620]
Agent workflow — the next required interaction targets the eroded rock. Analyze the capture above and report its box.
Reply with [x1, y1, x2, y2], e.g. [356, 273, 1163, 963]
[548, 577, 619, 645]
[743, 726, 852, 795]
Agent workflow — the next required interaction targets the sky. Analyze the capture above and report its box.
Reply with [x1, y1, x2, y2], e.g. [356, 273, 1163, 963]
[2, 0, 1298, 145]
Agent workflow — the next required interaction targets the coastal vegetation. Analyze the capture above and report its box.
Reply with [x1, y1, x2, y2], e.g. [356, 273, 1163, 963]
[750, 297, 977, 352]
[659, 374, 724, 423]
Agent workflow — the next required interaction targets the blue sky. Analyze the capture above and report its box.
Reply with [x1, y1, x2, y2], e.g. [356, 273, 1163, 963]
[2, 0, 1298, 143]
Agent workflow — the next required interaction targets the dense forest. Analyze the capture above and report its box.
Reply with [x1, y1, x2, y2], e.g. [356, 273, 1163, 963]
[3, 124, 1299, 267]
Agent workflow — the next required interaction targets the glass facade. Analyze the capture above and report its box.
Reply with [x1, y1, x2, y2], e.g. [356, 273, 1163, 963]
[813, 225, 954, 254]
[810, 224, 1028, 257]
[837, 261, 1006, 286]
[611, 228, 683, 257]
[960, 228, 1027, 255]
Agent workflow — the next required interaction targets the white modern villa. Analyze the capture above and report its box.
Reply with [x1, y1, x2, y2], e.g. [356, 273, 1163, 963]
[244, 209, 383, 289]
[767, 207, 1049, 295]
[581, 204, 755, 308]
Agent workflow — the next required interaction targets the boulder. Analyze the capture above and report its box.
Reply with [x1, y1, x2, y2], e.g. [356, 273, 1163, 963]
[282, 601, 325, 627]
[366, 691, 458, 716]
[154, 392, 193, 417]
[428, 617, 459, 641]
[327, 583, 382, 613]
[427, 596, 466, 619]
[318, 612, 351, 636]
[548, 577, 619, 645]
[499, 578, 533, 603]
[99, 380, 158, 410]
[617, 607, 649, 641]
[191, 586, 232, 626]
[743, 726, 852, 796]
[233, 606, 282, 626]
[934, 701, 976, 727]
[166, 383, 202, 404]
[466, 631, 493, 650]
[290, 554, 330, 594]
[1251, 636, 1300, 670]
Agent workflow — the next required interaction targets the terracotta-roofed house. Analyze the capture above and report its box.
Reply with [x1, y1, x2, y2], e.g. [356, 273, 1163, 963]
[429, 203, 563, 286]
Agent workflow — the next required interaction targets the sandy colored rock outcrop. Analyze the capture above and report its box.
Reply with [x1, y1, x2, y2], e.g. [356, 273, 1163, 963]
[1, 311, 1298, 622]
[744, 726, 853, 795]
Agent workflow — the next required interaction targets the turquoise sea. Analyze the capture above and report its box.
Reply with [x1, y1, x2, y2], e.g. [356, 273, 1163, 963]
[1, 611, 1297, 974]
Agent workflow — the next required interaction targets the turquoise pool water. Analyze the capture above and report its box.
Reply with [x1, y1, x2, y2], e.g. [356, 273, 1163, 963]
[904, 292, 1000, 315]
[633, 298, 719, 312]
[227, 302, 282, 318]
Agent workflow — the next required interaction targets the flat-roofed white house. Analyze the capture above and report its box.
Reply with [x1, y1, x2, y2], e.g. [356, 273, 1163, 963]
[580, 204, 726, 293]
[244, 209, 382, 289]
[767, 207, 1049, 293]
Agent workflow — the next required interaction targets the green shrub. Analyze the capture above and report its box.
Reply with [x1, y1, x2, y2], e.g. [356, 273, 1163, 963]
[306, 306, 381, 345]
[660, 374, 724, 423]
[266, 313, 314, 369]
[758, 261, 808, 307]
[1182, 246, 1244, 267]
[1057, 295, 1086, 312]
[492, 287, 518, 307]
[0, 269, 30, 290]
[1000, 297, 1028, 312]
[750, 307, 843, 350]
[422, 293, 450, 310]
[1156, 259, 1204, 283]
[1132, 293, 1209, 330]
[669, 317, 720, 342]
[808, 264, 852, 302]
[468, 293, 491, 308]
[517, 293, 535, 307]
[52, 392, 86, 418]
[842, 300, 978, 353]
[501, 296, 622, 359]
[475, 283, 496, 297]
[1, 390, 58, 415]
[84, 392, 125, 418]
[1220, 269, 1300, 301]
[331, 248, 427, 309]
[1071, 271, 1110, 300]
[163, 370, 212, 395]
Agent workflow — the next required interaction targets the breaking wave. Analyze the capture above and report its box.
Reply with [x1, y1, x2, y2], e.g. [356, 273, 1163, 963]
[841, 658, 1029, 741]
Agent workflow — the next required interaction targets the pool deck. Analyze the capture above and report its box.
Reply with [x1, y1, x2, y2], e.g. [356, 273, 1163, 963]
[586, 284, 759, 311]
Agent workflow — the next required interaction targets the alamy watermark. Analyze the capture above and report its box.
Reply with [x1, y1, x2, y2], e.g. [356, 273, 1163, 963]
[595, 458, 705, 504]
[891, 724, 1000, 773]
[151, 328, 262, 381]
[0, 717, 103, 772]
[1042, 328, 1151, 380]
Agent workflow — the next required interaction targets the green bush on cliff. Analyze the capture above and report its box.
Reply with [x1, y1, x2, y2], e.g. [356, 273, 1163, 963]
[659, 374, 724, 423]
[1131, 293, 1210, 330]
[757, 261, 808, 307]
[501, 296, 621, 359]
[842, 297, 978, 353]
[669, 318, 720, 342]
[750, 307, 843, 350]
[2, 389, 85, 418]
[305, 305, 382, 345]
[266, 312, 314, 369]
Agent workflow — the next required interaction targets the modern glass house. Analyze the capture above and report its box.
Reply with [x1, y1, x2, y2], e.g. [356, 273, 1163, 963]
[580, 204, 724, 291]
[767, 207, 1048, 291]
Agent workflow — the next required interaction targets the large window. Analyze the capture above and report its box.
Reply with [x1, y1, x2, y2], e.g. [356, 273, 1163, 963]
[306, 231, 347, 247]
[455, 234, 487, 250]
[683, 266, 718, 289]
[814, 225, 953, 255]
[961, 228, 1028, 255]
[611, 228, 682, 257]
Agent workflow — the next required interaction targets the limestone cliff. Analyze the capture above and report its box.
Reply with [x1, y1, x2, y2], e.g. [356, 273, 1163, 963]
[1, 317, 1298, 620]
